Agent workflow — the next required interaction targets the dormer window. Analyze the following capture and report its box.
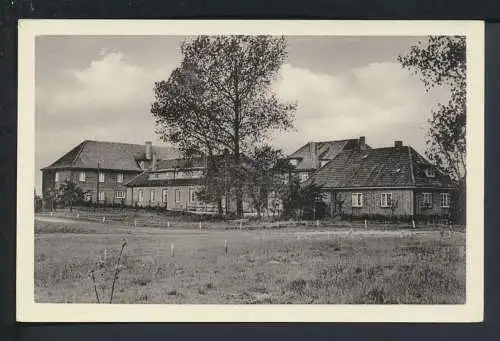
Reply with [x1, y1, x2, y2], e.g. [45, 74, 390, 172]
[289, 159, 298, 167]
[425, 167, 436, 178]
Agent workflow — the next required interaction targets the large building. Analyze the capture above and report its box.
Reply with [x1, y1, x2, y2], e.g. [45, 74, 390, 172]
[125, 155, 254, 214]
[307, 140, 456, 218]
[41, 140, 179, 205]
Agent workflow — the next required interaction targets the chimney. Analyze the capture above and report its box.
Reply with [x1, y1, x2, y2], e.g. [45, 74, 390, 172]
[359, 136, 366, 149]
[310, 142, 319, 169]
[145, 141, 152, 160]
[394, 140, 403, 148]
[151, 152, 157, 170]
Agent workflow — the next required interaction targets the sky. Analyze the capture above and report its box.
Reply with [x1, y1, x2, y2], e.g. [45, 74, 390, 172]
[35, 35, 449, 194]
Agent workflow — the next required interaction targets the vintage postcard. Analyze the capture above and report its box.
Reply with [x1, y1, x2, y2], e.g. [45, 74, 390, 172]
[17, 20, 484, 322]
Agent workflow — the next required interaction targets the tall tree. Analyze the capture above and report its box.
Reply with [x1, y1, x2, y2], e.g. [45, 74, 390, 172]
[398, 36, 466, 181]
[57, 180, 85, 212]
[152, 35, 296, 217]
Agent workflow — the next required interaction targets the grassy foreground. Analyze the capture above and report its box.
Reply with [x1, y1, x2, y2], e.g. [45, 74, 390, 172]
[35, 219, 466, 304]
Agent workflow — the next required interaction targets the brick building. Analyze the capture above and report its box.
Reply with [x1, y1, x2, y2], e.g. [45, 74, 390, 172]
[41, 140, 178, 205]
[307, 140, 456, 218]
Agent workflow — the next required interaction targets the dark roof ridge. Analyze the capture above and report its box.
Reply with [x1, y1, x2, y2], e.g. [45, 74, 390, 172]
[70, 140, 88, 168]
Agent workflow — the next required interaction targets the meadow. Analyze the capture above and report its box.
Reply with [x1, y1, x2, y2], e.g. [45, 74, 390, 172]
[34, 216, 466, 304]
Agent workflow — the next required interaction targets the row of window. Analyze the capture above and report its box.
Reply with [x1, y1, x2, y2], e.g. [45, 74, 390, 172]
[85, 190, 126, 202]
[54, 171, 124, 183]
[350, 192, 450, 208]
[84, 188, 199, 202]
[137, 188, 198, 203]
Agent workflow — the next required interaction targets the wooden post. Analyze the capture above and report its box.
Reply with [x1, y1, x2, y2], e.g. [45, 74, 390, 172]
[167, 221, 170, 228]
[239, 220, 243, 230]
[170, 243, 175, 257]
[199, 221, 202, 230]
[364, 219, 367, 229]
[224, 240, 228, 255]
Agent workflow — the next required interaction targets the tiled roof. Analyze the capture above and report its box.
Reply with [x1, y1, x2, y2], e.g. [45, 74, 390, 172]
[125, 172, 204, 187]
[288, 139, 371, 171]
[41, 140, 180, 171]
[308, 146, 454, 189]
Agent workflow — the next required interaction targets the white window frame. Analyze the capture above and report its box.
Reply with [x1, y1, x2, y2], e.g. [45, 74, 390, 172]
[381, 192, 393, 208]
[352, 193, 363, 207]
[189, 188, 197, 202]
[78, 171, 86, 182]
[162, 189, 168, 203]
[138, 189, 144, 202]
[98, 191, 105, 201]
[421, 192, 432, 208]
[54, 171, 60, 182]
[175, 189, 181, 202]
[99, 172, 105, 183]
[117, 173, 123, 183]
[440, 193, 450, 208]
[150, 189, 156, 202]
[115, 191, 125, 199]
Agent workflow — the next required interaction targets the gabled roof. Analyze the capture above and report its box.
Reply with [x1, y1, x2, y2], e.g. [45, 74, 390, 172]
[41, 140, 180, 171]
[288, 139, 371, 171]
[308, 145, 454, 189]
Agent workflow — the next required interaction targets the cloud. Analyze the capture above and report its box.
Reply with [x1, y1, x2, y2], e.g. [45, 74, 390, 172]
[271, 62, 446, 154]
[35, 51, 176, 193]
[37, 51, 174, 128]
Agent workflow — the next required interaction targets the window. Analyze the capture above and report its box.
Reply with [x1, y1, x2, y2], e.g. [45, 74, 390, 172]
[352, 193, 363, 207]
[78, 171, 86, 182]
[150, 190, 156, 202]
[138, 189, 144, 202]
[421, 192, 432, 208]
[99, 172, 105, 183]
[115, 191, 125, 199]
[162, 189, 168, 202]
[425, 168, 436, 178]
[98, 191, 105, 201]
[139, 161, 145, 169]
[175, 189, 181, 202]
[54, 171, 60, 182]
[440, 193, 450, 208]
[189, 188, 197, 202]
[289, 159, 298, 166]
[117, 173, 123, 183]
[381, 193, 393, 208]
[85, 193, 92, 202]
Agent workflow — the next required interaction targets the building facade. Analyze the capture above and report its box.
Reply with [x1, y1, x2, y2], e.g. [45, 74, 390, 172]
[124, 156, 254, 214]
[308, 140, 456, 218]
[41, 140, 179, 205]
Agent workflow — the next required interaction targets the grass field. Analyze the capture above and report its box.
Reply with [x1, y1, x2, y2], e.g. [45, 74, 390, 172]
[35, 217, 466, 304]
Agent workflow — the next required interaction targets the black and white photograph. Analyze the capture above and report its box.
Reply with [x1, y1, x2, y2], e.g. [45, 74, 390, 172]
[17, 20, 484, 322]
